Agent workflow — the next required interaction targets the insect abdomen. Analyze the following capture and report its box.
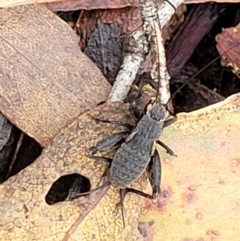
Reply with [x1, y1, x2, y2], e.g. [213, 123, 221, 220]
[110, 142, 152, 188]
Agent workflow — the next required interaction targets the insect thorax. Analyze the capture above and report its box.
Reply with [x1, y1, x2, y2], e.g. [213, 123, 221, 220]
[146, 102, 166, 121]
[136, 114, 164, 139]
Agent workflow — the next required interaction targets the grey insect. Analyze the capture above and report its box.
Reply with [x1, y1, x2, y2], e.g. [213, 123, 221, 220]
[89, 98, 177, 200]
[71, 43, 240, 214]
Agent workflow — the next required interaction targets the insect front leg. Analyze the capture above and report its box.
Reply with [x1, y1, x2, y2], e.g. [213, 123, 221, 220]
[89, 156, 113, 163]
[89, 114, 134, 129]
[89, 131, 130, 157]
[163, 116, 177, 128]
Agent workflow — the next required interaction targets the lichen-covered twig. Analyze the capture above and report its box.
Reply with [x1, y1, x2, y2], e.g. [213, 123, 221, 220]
[151, 2, 171, 105]
[107, 28, 149, 102]
[108, 0, 184, 102]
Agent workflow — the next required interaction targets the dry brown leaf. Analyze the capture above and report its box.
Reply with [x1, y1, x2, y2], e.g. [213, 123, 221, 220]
[184, 0, 239, 3]
[1, 2, 240, 241]
[0, 102, 146, 241]
[216, 23, 240, 78]
[45, 0, 140, 12]
[2, 91, 240, 240]
[98, 8, 142, 34]
[1, 0, 238, 11]
[139, 93, 240, 240]
[0, 0, 140, 9]
[0, 4, 110, 148]
[166, 4, 221, 78]
[0, 5, 146, 240]
[0, 0, 64, 8]
[44, 0, 169, 13]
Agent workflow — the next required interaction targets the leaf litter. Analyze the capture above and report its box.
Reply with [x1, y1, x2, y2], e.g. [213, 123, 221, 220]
[139, 92, 240, 241]
[0, 1, 240, 241]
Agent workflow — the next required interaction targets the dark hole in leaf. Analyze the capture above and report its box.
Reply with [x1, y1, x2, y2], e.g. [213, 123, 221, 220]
[7, 134, 42, 178]
[0, 113, 42, 183]
[45, 173, 91, 205]
[0, 114, 20, 183]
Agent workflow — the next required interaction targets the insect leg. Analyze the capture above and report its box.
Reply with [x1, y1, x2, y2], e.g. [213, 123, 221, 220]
[115, 188, 152, 216]
[89, 156, 112, 163]
[89, 114, 134, 129]
[122, 188, 153, 199]
[114, 188, 153, 227]
[114, 189, 126, 228]
[147, 150, 161, 199]
[66, 180, 111, 199]
[156, 140, 177, 156]
[163, 116, 177, 128]
[89, 131, 130, 156]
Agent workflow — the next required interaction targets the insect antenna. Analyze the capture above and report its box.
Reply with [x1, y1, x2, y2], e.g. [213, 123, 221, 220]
[151, 6, 171, 105]
[166, 43, 240, 107]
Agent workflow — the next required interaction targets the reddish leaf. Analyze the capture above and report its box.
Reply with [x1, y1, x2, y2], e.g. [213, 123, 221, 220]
[0, 4, 110, 147]
[216, 23, 240, 78]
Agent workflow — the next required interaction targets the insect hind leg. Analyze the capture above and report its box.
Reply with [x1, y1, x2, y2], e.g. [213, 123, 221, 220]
[114, 189, 127, 228]
[120, 188, 153, 200]
[114, 188, 152, 228]
[147, 150, 161, 199]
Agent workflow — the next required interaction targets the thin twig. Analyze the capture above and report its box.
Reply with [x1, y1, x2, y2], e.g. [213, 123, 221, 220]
[148, 1, 171, 105]
[5, 132, 24, 179]
[108, 0, 183, 102]
[107, 27, 148, 102]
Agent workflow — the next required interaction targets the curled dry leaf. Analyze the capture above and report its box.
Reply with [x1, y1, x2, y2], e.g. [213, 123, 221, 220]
[216, 23, 240, 78]
[167, 4, 223, 78]
[139, 93, 240, 240]
[0, 4, 110, 148]
[0, 0, 186, 11]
